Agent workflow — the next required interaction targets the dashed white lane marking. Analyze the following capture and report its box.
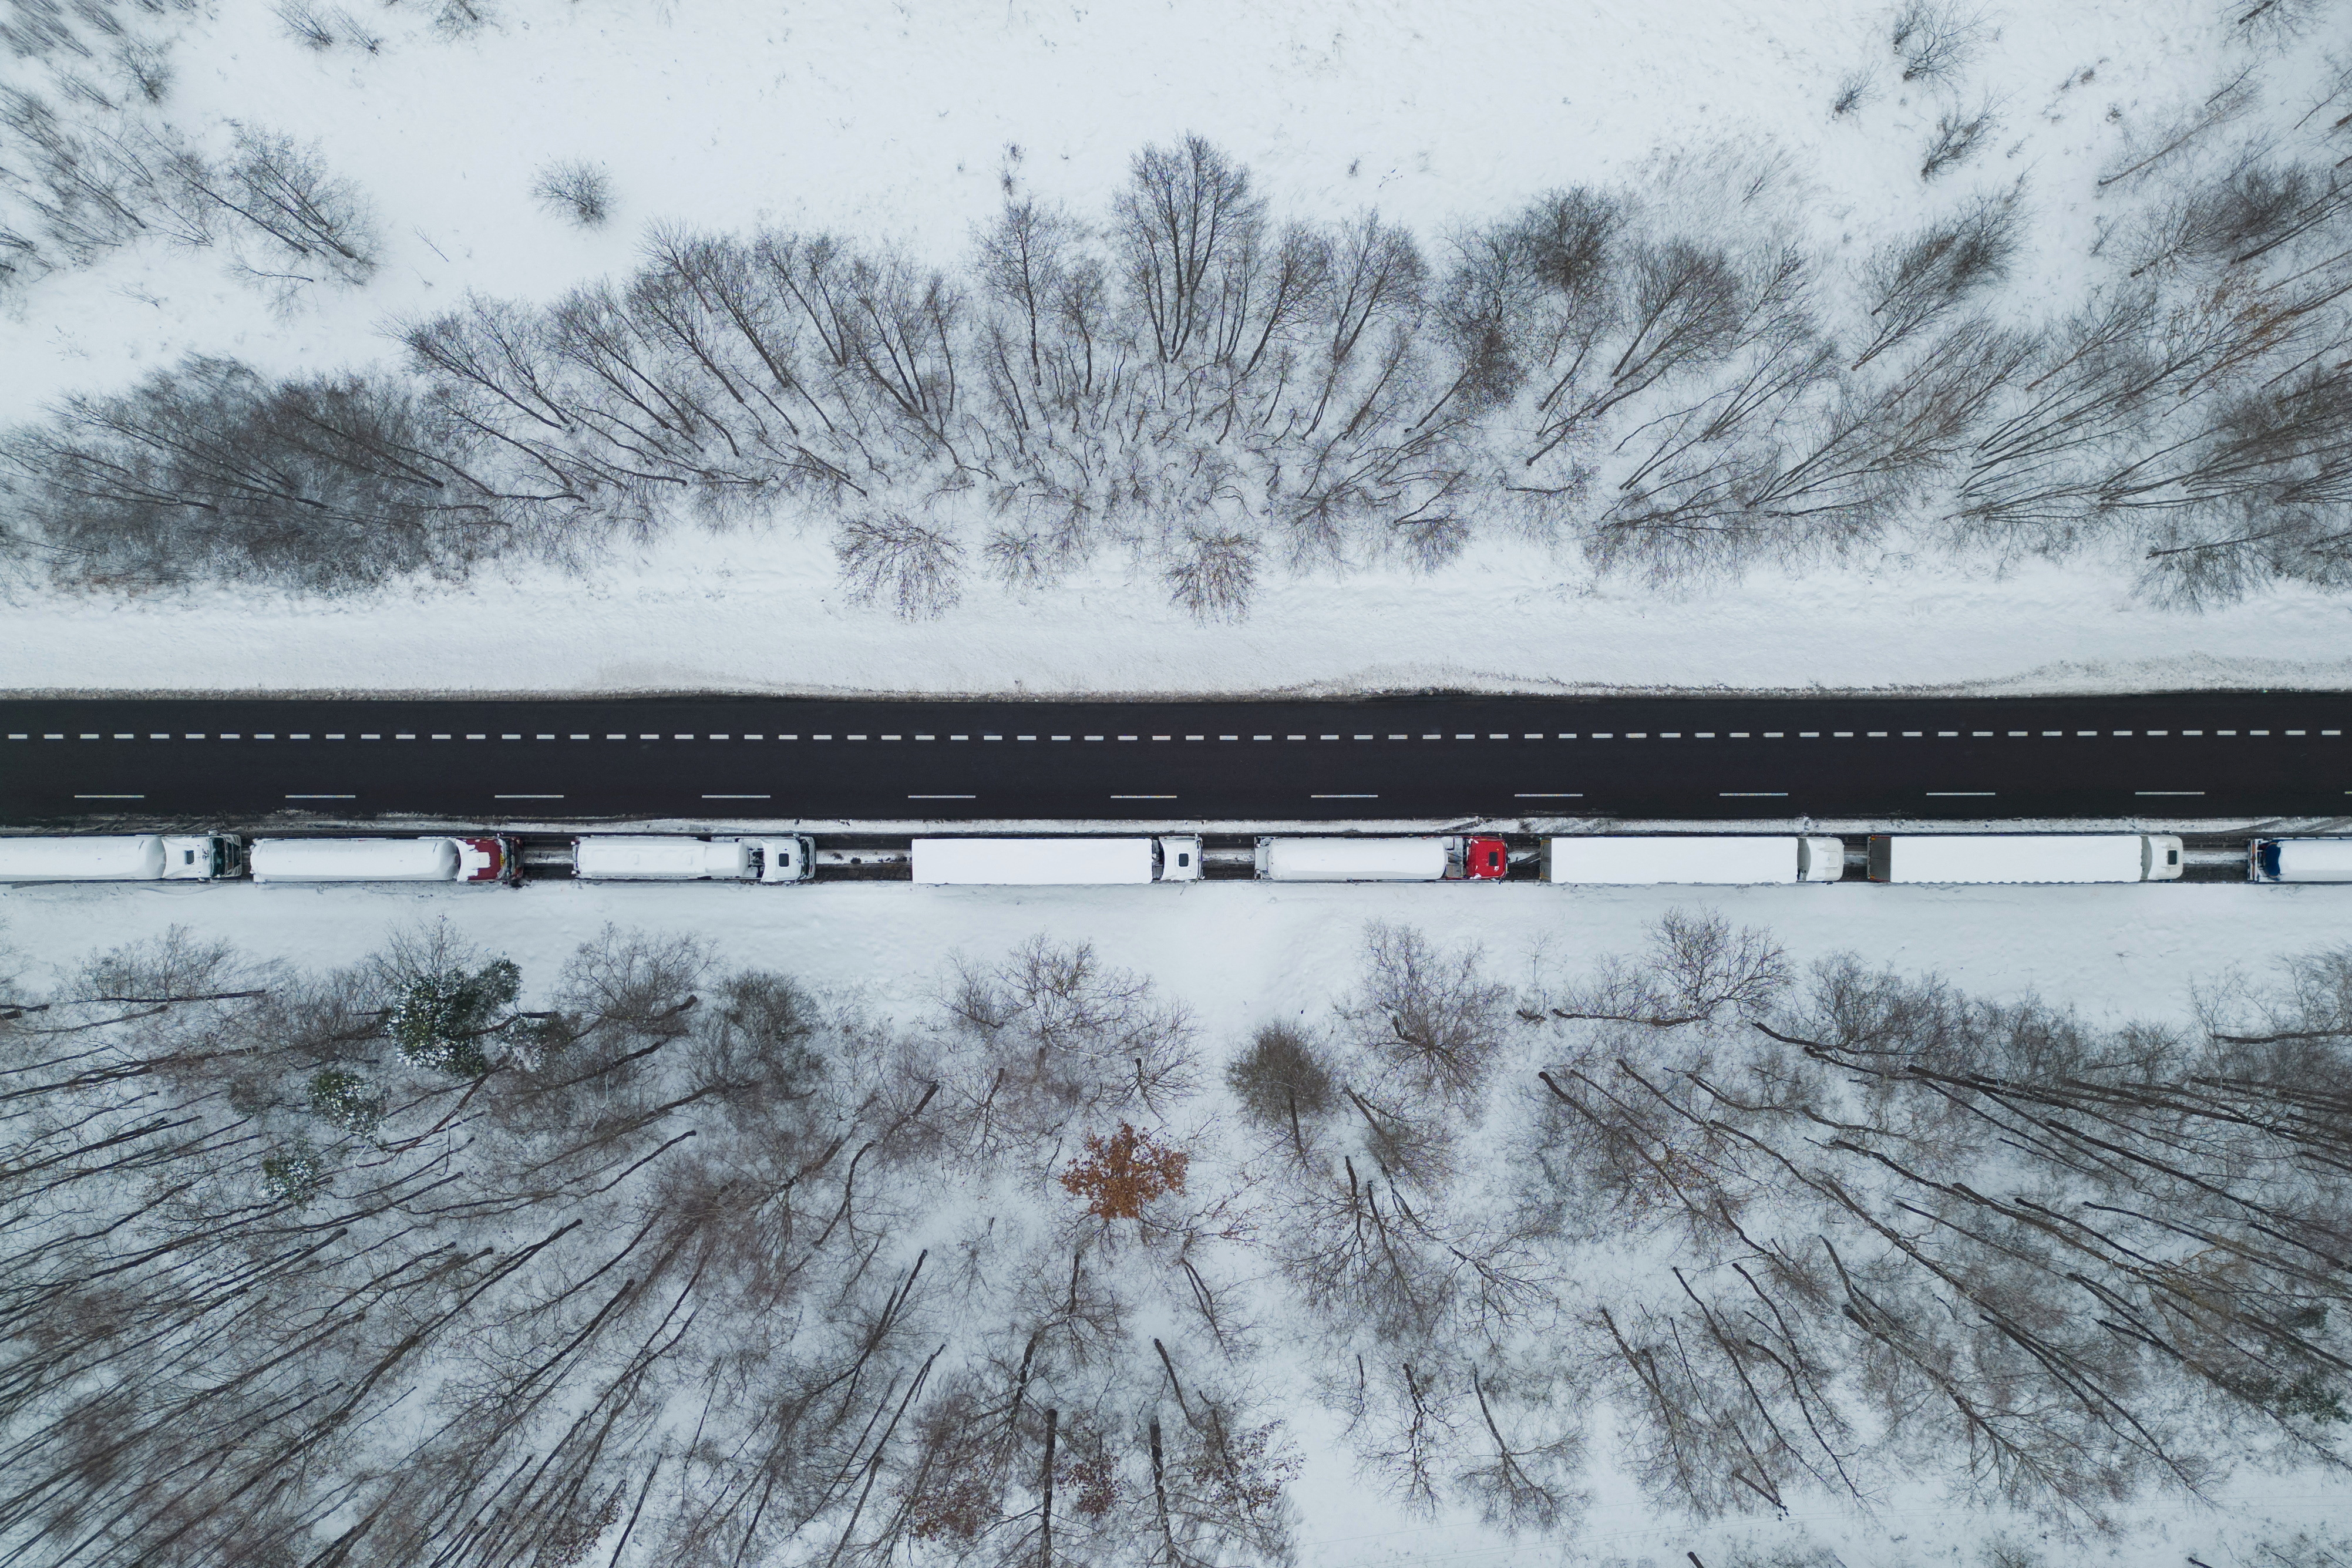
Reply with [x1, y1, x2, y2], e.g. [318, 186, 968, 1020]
[1926, 791, 1997, 796]
[1515, 792, 1582, 798]
[909, 793, 976, 800]
[1721, 792, 1788, 798]
[75, 793, 142, 799]
[285, 794, 352, 800]
[1111, 794, 1178, 800]
[496, 794, 564, 799]
[2136, 790, 2205, 796]
[702, 793, 770, 800]
[1312, 793, 1379, 799]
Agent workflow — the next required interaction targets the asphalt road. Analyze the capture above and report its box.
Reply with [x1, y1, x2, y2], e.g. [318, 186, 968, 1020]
[2, 694, 2347, 824]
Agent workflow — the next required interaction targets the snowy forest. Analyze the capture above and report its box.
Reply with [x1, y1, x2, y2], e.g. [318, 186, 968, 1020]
[1, 912, 2346, 1566]
[2, 1, 2350, 617]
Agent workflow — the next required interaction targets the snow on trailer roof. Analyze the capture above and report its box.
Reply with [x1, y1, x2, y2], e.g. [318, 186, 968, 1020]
[1259, 837, 1449, 882]
[1544, 836, 1799, 885]
[0, 836, 167, 881]
[2267, 839, 2352, 881]
[250, 837, 462, 882]
[913, 838, 1158, 885]
[1878, 835, 2151, 884]
[574, 837, 752, 879]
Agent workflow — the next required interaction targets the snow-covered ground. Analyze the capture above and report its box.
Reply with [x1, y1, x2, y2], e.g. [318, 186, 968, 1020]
[6, 0, 2348, 699]
[8, 874, 2351, 1564]
[7, 529, 2351, 697]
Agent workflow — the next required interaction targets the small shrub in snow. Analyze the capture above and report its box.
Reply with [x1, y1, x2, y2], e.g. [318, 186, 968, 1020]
[1830, 68, 1875, 117]
[530, 157, 611, 228]
[1919, 101, 1996, 179]
[1890, 0, 1981, 85]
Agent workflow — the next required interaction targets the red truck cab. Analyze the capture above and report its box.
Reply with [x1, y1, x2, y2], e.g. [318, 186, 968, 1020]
[1462, 836, 1510, 880]
[457, 836, 521, 884]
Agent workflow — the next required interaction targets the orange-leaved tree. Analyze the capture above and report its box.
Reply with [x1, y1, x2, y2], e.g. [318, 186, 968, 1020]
[1058, 1122, 1188, 1219]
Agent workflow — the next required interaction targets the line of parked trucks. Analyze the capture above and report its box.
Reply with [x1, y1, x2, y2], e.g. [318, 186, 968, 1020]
[3, 830, 2350, 884]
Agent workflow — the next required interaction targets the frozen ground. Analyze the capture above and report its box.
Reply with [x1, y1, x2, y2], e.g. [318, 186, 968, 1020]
[7, 529, 2352, 698]
[5, 0, 2348, 698]
[6, 874, 2351, 1564]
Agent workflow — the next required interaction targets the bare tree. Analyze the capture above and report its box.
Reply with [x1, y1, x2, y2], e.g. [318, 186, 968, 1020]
[834, 512, 964, 618]
[531, 157, 613, 228]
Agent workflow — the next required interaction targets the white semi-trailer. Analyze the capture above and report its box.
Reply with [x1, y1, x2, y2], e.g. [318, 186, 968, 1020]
[1254, 836, 1510, 882]
[573, 835, 814, 883]
[1868, 834, 2184, 884]
[0, 833, 244, 882]
[912, 837, 1203, 886]
[2249, 838, 2352, 883]
[250, 836, 518, 884]
[1541, 836, 1845, 885]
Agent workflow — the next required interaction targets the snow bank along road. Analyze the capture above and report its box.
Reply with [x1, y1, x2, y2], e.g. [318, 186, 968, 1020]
[4, 693, 2348, 825]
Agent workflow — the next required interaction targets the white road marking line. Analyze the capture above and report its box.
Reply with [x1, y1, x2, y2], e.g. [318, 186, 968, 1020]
[909, 793, 975, 799]
[286, 794, 354, 800]
[1926, 791, 1996, 796]
[362, 733, 382, 740]
[746, 733, 765, 741]
[2183, 729, 2204, 736]
[429, 733, 449, 740]
[1939, 731, 1958, 736]
[149, 732, 169, 740]
[2325, 730, 2342, 736]
[1489, 732, 1510, 739]
[703, 793, 771, 799]
[496, 794, 564, 799]
[1289, 734, 1307, 741]
[713, 733, 733, 741]
[677, 733, 697, 740]
[1728, 732, 1748, 738]
[1695, 732, 1715, 739]
[502, 733, 521, 740]
[1254, 735, 1273, 741]
[2216, 729, 2237, 736]
[326, 733, 345, 741]
[2136, 790, 2204, 796]
[2147, 729, 2168, 736]
[1593, 732, 1614, 739]
[1866, 731, 1886, 738]
[1721, 792, 1787, 798]
[1798, 732, 1819, 739]
[1313, 793, 1378, 799]
[465, 733, 486, 741]
[5, 734, 23, 741]
[2250, 729, 2269, 736]
[395, 733, 414, 740]
[75, 793, 143, 799]
[43, 734, 62, 740]
[113, 732, 133, 739]
[1515, 792, 1582, 798]
[2287, 729, 2306, 736]
[2077, 730, 2097, 736]
[1111, 794, 1177, 799]
[1525, 732, 1544, 739]
[1902, 731, 1922, 737]
[1764, 732, 1784, 739]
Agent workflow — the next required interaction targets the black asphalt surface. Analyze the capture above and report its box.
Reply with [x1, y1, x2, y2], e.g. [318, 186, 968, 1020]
[2, 694, 2347, 824]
